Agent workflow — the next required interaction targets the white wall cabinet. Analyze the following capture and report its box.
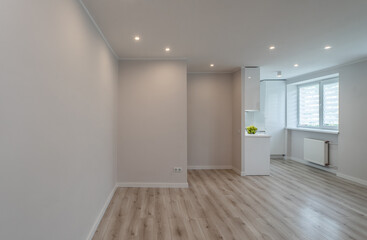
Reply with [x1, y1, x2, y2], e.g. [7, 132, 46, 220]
[243, 67, 260, 111]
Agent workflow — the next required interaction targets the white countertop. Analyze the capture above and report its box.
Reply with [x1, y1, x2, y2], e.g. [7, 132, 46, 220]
[245, 133, 271, 138]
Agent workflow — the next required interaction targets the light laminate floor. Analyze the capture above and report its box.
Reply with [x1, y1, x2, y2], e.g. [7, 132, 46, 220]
[92, 159, 367, 240]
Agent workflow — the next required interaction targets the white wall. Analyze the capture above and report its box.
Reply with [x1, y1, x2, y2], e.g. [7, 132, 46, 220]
[232, 70, 242, 172]
[0, 1, 118, 240]
[117, 60, 187, 185]
[287, 59, 367, 182]
[187, 73, 232, 168]
[287, 130, 339, 168]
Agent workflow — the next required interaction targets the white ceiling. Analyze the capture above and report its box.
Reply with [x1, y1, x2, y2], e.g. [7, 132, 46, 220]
[82, 0, 367, 79]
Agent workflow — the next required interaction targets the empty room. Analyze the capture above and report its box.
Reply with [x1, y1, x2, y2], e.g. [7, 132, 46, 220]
[2, 0, 367, 239]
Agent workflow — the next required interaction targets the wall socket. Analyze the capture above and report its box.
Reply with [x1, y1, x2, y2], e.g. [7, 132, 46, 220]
[173, 167, 182, 173]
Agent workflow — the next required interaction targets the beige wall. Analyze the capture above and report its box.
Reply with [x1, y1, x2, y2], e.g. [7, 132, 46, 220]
[117, 60, 187, 184]
[187, 73, 233, 168]
[232, 70, 242, 172]
[0, 1, 118, 240]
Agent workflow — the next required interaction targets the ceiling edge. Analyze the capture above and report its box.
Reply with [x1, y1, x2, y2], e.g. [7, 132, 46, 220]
[119, 58, 188, 61]
[288, 55, 367, 81]
[78, 0, 119, 59]
[188, 72, 233, 74]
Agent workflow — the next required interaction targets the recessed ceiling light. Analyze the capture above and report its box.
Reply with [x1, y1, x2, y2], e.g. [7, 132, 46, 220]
[294, 64, 299, 67]
[248, 76, 252, 79]
[134, 36, 140, 41]
[277, 71, 282, 78]
[269, 45, 276, 50]
[324, 45, 332, 50]
[165, 47, 171, 52]
[210, 64, 214, 67]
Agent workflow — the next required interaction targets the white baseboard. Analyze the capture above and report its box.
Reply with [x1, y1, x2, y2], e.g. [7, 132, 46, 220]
[188, 165, 232, 170]
[286, 156, 337, 174]
[232, 167, 246, 176]
[336, 173, 367, 187]
[87, 184, 118, 240]
[286, 157, 367, 187]
[117, 182, 189, 188]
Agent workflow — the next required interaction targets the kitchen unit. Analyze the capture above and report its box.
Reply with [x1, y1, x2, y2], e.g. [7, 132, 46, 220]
[240, 67, 271, 176]
[244, 133, 271, 175]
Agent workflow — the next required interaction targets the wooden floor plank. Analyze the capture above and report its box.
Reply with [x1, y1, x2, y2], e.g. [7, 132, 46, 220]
[93, 159, 367, 240]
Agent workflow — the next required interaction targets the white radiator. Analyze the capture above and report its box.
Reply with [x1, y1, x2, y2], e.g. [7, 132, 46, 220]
[304, 138, 329, 166]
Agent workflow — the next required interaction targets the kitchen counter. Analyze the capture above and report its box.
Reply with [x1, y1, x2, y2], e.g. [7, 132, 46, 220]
[243, 133, 271, 175]
[245, 133, 271, 138]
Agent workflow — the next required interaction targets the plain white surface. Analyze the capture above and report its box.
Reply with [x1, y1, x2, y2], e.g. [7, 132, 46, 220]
[117, 60, 187, 184]
[287, 59, 367, 181]
[81, 0, 367, 79]
[304, 138, 329, 166]
[244, 68, 260, 111]
[0, 1, 118, 240]
[245, 133, 271, 138]
[244, 136, 271, 175]
[188, 73, 233, 168]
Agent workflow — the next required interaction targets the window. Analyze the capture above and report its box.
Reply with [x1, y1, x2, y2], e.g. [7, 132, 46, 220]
[299, 83, 319, 127]
[323, 81, 339, 127]
[298, 78, 339, 129]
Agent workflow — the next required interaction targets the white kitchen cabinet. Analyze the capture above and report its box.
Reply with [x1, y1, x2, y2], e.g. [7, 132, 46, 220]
[244, 134, 271, 175]
[243, 67, 260, 111]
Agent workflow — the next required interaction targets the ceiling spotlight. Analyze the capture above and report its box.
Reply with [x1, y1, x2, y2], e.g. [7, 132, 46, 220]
[134, 36, 140, 41]
[294, 64, 299, 67]
[165, 47, 171, 52]
[277, 71, 282, 78]
[248, 76, 252, 79]
[269, 45, 276, 50]
[324, 45, 332, 50]
[210, 64, 214, 67]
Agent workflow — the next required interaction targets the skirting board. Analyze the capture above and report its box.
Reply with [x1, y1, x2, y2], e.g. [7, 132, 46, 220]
[337, 173, 367, 187]
[232, 167, 245, 176]
[282, 157, 367, 187]
[117, 182, 189, 188]
[286, 156, 337, 174]
[86, 184, 117, 240]
[188, 165, 232, 170]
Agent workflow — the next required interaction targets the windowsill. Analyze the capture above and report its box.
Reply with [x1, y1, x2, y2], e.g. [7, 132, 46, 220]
[286, 127, 339, 134]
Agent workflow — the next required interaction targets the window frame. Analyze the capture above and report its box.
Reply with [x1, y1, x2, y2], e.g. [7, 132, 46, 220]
[297, 77, 339, 130]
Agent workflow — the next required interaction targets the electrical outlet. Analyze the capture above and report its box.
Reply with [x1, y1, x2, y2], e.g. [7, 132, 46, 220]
[173, 167, 182, 173]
